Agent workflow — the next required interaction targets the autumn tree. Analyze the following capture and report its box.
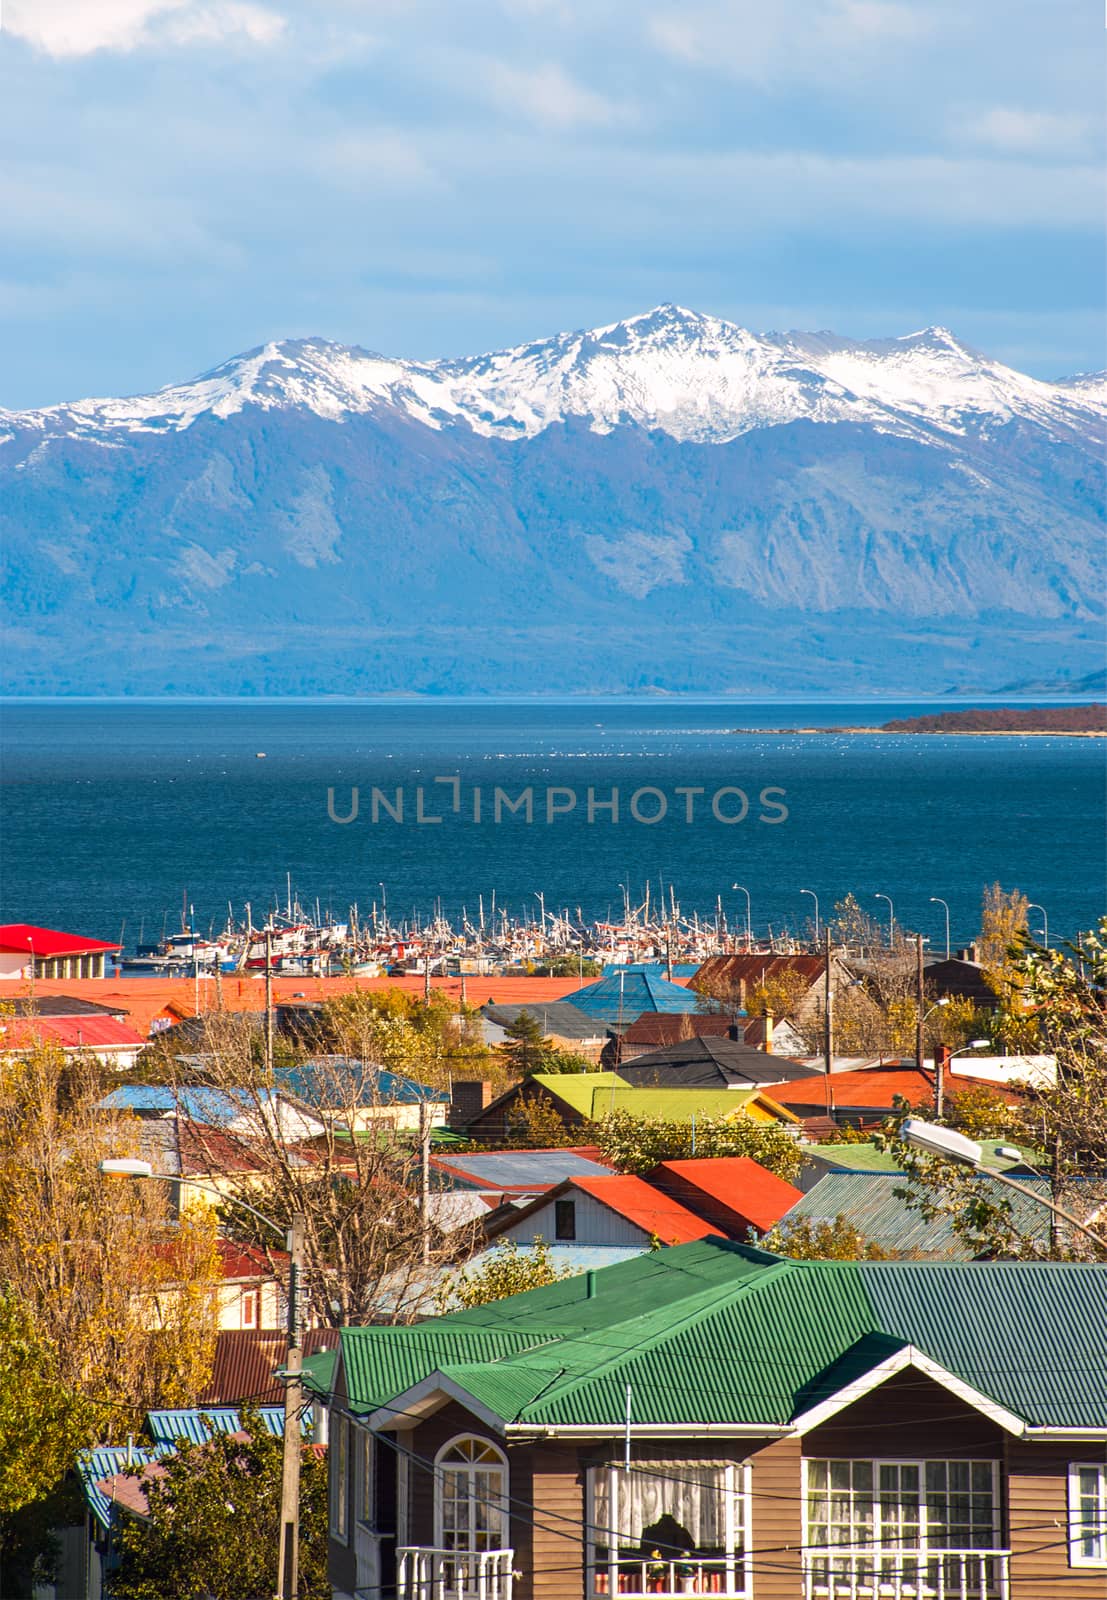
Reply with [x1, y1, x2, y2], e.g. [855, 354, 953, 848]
[111, 1408, 328, 1600]
[760, 1215, 888, 1260]
[438, 1238, 574, 1310]
[977, 882, 1029, 986]
[0, 1044, 219, 1425]
[503, 1091, 585, 1149]
[149, 1013, 479, 1328]
[594, 1109, 802, 1182]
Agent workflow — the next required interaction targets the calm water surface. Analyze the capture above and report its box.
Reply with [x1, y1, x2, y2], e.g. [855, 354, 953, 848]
[1, 700, 1103, 951]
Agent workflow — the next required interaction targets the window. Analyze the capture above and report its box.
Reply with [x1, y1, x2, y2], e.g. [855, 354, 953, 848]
[330, 1414, 349, 1542]
[804, 1458, 1001, 1599]
[587, 1461, 750, 1597]
[241, 1288, 258, 1328]
[357, 1427, 374, 1525]
[555, 1199, 576, 1240]
[434, 1436, 509, 1555]
[1069, 1463, 1107, 1567]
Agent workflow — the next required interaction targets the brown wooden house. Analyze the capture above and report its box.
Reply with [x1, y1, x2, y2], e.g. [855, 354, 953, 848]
[323, 1240, 1107, 1600]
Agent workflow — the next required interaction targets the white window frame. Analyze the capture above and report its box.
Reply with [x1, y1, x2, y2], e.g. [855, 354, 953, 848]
[802, 1456, 1001, 1554]
[330, 1412, 350, 1543]
[585, 1459, 752, 1598]
[1068, 1461, 1107, 1568]
[433, 1434, 510, 1555]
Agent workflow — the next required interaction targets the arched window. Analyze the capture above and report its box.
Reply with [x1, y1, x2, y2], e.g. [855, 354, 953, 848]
[434, 1436, 510, 1557]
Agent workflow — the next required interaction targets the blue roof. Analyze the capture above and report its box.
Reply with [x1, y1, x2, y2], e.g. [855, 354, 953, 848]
[144, 1406, 289, 1445]
[277, 1059, 447, 1108]
[98, 1084, 277, 1124]
[566, 972, 702, 1024]
[76, 1443, 170, 1529]
[603, 962, 701, 978]
[434, 1149, 614, 1189]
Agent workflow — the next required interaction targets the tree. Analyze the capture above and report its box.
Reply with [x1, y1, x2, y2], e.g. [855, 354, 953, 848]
[111, 1408, 328, 1600]
[0, 1044, 219, 1425]
[594, 1109, 802, 1182]
[150, 1013, 479, 1328]
[977, 882, 1029, 986]
[760, 1215, 888, 1260]
[437, 1238, 574, 1310]
[503, 1091, 585, 1149]
[883, 923, 1107, 1260]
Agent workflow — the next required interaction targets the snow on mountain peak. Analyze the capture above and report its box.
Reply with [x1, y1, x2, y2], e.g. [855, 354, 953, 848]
[4, 306, 1104, 449]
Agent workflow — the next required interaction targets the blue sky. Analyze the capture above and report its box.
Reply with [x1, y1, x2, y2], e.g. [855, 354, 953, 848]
[1, 0, 1102, 407]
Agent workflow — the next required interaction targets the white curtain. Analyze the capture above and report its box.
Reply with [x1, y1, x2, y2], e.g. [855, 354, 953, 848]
[592, 1463, 727, 1550]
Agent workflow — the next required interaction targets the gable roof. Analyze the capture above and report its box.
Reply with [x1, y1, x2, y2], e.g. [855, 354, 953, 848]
[275, 1058, 448, 1109]
[334, 1239, 1107, 1438]
[693, 954, 828, 990]
[649, 1157, 804, 1233]
[0, 923, 121, 958]
[527, 1072, 628, 1118]
[616, 1033, 818, 1088]
[0, 1014, 145, 1051]
[492, 1174, 726, 1246]
[600, 1086, 799, 1125]
[619, 1011, 736, 1047]
[770, 1064, 1024, 1114]
[565, 973, 700, 1024]
[430, 1147, 614, 1194]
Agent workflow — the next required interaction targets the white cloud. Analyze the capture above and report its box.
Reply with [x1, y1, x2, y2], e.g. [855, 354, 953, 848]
[483, 61, 621, 128]
[647, 0, 929, 81]
[4, 0, 285, 56]
[962, 106, 1096, 156]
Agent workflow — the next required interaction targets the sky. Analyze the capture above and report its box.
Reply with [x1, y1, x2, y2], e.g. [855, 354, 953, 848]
[0, 0, 1103, 408]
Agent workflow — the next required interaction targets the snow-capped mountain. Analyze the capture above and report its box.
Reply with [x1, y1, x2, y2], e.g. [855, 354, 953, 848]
[4, 305, 1102, 448]
[1, 306, 1103, 697]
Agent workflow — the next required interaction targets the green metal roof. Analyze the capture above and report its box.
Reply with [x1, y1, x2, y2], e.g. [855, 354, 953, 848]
[599, 1086, 778, 1122]
[528, 1072, 628, 1118]
[334, 1240, 1107, 1434]
[785, 1173, 1052, 1259]
[800, 1142, 907, 1173]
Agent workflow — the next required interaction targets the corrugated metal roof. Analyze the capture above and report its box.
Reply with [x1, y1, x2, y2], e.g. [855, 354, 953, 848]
[528, 1072, 628, 1118]
[431, 1148, 614, 1189]
[144, 1406, 288, 1445]
[569, 1174, 726, 1244]
[0, 922, 120, 957]
[333, 1238, 1107, 1434]
[75, 1443, 169, 1530]
[565, 973, 699, 1025]
[600, 1086, 797, 1124]
[0, 1014, 144, 1049]
[783, 1172, 1051, 1259]
[652, 1156, 804, 1232]
[278, 1059, 447, 1107]
[198, 1328, 338, 1406]
[482, 1002, 607, 1040]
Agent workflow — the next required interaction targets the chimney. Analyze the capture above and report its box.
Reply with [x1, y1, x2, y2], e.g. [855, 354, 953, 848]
[762, 1013, 774, 1055]
[449, 1079, 493, 1130]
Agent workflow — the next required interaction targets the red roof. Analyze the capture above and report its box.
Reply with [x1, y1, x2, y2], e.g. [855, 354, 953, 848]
[649, 1156, 803, 1233]
[0, 1014, 145, 1050]
[0, 923, 121, 957]
[217, 1239, 286, 1280]
[569, 1173, 725, 1245]
[769, 1064, 1024, 1111]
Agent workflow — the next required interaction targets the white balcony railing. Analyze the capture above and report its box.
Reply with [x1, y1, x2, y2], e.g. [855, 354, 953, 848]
[803, 1547, 1011, 1600]
[591, 1555, 738, 1594]
[397, 1545, 514, 1600]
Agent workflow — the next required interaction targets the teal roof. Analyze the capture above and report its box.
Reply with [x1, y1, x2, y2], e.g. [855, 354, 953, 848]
[784, 1173, 1053, 1259]
[566, 973, 702, 1024]
[334, 1239, 1107, 1434]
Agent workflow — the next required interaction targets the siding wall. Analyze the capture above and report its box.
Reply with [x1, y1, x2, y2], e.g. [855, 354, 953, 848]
[1007, 1440, 1107, 1598]
[501, 1190, 648, 1247]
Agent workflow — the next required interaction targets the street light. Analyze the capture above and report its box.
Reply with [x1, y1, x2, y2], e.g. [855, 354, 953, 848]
[1026, 902, 1049, 948]
[731, 884, 752, 948]
[799, 889, 820, 944]
[900, 1119, 1107, 1251]
[100, 1159, 306, 1600]
[929, 897, 951, 960]
[874, 893, 895, 947]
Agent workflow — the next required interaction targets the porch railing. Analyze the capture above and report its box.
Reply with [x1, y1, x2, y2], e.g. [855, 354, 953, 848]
[397, 1546, 514, 1600]
[591, 1555, 738, 1594]
[803, 1547, 1011, 1600]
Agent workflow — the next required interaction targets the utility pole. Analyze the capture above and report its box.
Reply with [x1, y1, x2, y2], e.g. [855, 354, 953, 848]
[935, 1043, 950, 1122]
[278, 1213, 305, 1600]
[265, 930, 274, 1077]
[1050, 1133, 1063, 1256]
[823, 927, 833, 1113]
[418, 1100, 431, 1265]
[915, 933, 925, 1078]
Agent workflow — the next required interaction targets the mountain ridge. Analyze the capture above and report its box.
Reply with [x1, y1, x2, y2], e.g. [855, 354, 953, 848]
[1, 306, 1103, 697]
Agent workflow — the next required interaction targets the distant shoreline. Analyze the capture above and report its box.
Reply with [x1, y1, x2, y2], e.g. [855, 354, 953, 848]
[731, 704, 1107, 737]
[738, 726, 1106, 738]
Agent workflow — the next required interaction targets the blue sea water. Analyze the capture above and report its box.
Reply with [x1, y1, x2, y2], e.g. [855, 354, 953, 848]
[0, 699, 1103, 952]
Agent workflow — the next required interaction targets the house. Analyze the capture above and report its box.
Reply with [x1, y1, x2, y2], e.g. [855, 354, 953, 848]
[457, 1073, 799, 1142]
[562, 972, 702, 1026]
[779, 1172, 1060, 1258]
[98, 1082, 325, 1143]
[0, 1012, 146, 1068]
[614, 1033, 820, 1091]
[923, 957, 1002, 1010]
[485, 1173, 726, 1249]
[794, 1137, 1040, 1193]
[2, 993, 128, 1020]
[275, 1057, 449, 1133]
[0, 922, 121, 981]
[324, 1238, 1107, 1600]
[692, 952, 859, 1019]
[481, 1002, 609, 1062]
[644, 1156, 804, 1237]
[429, 1146, 616, 1209]
[768, 1063, 1025, 1131]
[197, 1327, 338, 1407]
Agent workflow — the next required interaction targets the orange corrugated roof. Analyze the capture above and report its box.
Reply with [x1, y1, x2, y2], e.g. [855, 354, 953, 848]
[769, 1064, 1024, 1109]
[0, 1013, 146, 1050]
[25, 973, 585, 1037]
[570, 1173, 725, 1245]
[651, 1156, 803, 1232]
